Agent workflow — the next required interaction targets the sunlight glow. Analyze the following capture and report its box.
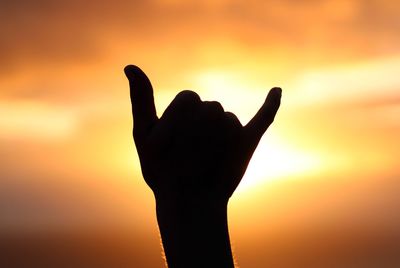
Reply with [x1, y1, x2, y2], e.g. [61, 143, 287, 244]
[193, 69, 274, 124]
[289, 56, 400, 106]
[0, 100, 78, 140]
[237, 140, 323, 192]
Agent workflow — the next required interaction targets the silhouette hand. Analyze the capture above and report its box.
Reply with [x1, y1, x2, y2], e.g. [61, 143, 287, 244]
[125, 65, 281, 267]
[124, 65, 281, 203]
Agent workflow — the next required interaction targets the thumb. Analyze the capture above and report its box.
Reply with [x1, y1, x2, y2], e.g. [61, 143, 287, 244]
[244, 87, 281, 147]
[124, 65, 158, 138]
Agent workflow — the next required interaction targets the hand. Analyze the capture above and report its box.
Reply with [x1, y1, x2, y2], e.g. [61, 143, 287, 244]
[124, 65, 281, 203]
[124, 65, 281, 267]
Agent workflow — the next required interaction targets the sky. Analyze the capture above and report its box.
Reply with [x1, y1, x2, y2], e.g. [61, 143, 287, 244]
[1, 0, 400, 267]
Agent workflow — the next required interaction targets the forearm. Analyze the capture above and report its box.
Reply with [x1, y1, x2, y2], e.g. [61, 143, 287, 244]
[156, 196, 234, 268]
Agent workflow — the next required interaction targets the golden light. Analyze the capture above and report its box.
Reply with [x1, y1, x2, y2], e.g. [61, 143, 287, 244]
[192, 68, 279, 123]
[238, 139, 323, 193]
[288, 55, 400, 106]
[0, 100, 78, 140]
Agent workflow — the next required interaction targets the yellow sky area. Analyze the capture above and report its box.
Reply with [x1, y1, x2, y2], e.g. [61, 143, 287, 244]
[1, 51, 399, 232]
[2, 50, 399, 181]
[0, 64, 392, 169]
[0, 100, 78, 140]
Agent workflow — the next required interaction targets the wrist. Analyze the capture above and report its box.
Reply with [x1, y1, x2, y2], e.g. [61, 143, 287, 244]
[154, 193, 233, 267]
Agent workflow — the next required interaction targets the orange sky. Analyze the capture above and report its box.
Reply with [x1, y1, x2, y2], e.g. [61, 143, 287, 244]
[1, 0, 400, 267]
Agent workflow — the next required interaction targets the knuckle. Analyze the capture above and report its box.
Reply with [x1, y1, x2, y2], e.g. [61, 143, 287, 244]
[175, 90, 201, 103]
[204, 101, 224, 113]
[224, 111, 242, 128]
[225, 111, 238, 121]
[224, 111, 237, 119]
